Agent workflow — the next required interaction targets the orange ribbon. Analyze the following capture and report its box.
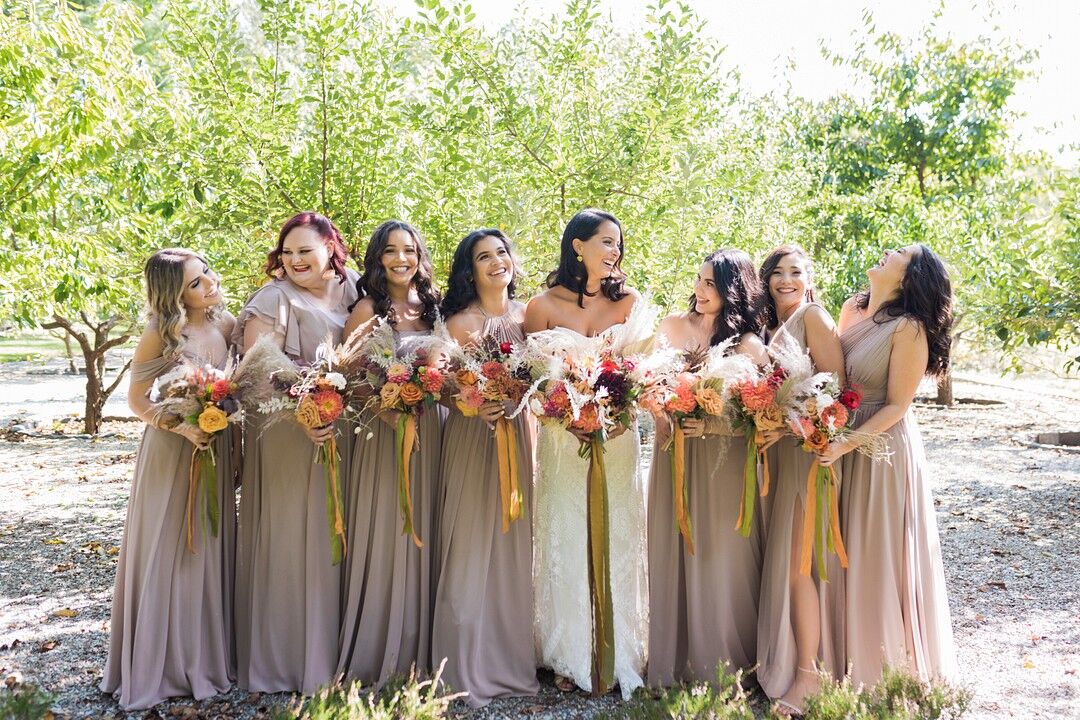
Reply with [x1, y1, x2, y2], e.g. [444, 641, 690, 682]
[586, 436, 615, 696]
[799, 459, 848, 580]
[185, 445, 219, 554]
[671, 424, 695, 555]
[396, 413, 423, 548]
[495, 417, 523, 533]
[321, 434, 347, 565]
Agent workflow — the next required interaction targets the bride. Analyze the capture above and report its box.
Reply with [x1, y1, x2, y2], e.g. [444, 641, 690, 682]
[524, 208, 650, 698]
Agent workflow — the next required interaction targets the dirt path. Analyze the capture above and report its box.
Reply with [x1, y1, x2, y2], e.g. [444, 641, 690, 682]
[1, 360, 1077, 719]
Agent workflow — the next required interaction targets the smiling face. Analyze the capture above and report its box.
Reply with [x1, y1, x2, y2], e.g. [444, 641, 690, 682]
[768, 252, 810, 317]
[380, 228, 420, 290]
[572, 219, 622, 282]
[179, 256, 221, 313]
[868, 244, 919, 291]
[470, 234, 514, 293]
[692, 261, 722, 315]
[280, 226, 331, 289]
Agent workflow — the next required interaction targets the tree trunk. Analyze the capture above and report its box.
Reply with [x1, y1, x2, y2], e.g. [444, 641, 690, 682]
[40, 312, 132, 434]
[934, 370, 954, 406]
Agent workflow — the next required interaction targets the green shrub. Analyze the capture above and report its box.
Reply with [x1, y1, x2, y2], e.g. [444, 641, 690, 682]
[799, 666, 970, 720]
[605, 665, 756, 719]
[270, 661, 465, 720]
[0, 684, 55, 720]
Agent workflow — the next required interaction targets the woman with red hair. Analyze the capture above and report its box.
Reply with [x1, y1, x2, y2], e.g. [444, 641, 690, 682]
[232, 212, 359, 694]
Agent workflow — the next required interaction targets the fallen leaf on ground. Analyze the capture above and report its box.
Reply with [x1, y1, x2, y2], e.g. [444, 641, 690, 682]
[43, 538, 65, 545]
[52, 562, 75, 573]
[1023, 658, 1036, 669]
[5, 671, 22, 687]
[53, 608, 78, 618]
[106, 545, 119, 556]
[38, 641, 57, 653]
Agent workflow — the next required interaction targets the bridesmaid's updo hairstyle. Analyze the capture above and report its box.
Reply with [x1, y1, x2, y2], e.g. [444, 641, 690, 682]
[356, 219, 441, 327]
[690, 248, 763, 347]
[144, 248, 219, 359]
[265, 211, 350, 284]
[546, 208, 628, 308]
[440, 228, 521, 320]
[758, 244, 816, 330]
[856, 243, 953, 378]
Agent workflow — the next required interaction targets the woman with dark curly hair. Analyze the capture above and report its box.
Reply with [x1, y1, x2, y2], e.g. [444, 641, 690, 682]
[337, 219, 444, 687]
[232, 212, 359, 694]
[430, 229, 539, 706]
[646, 248, 770, 688]
[818, 244, 957, 690]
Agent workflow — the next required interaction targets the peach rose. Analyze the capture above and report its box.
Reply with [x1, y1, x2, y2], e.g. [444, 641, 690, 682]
[379, 382, 402, 409]
[695, 387, 725, 417]
[197, 405, 228, 434]
[754, 404, 785, 431]
[294, 395, 323, 429]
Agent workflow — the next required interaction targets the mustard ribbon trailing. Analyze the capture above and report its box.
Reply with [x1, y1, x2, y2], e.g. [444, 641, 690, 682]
[671, 424, 695, 555]
[319, 434, 347, 565]
[396, 413, 423, 548]
[799, 459, 848, 581]
[735, 429, 769, 537]
[585, 436, 615, 696]
[495, 417, 523, 533]
[185, 445, 219, 554]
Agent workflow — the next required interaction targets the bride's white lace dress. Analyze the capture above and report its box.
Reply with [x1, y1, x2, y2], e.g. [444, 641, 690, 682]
[529, 301, 655, 698]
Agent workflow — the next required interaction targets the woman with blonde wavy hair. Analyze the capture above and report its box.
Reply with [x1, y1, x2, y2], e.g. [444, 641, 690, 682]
[101, 248, 238, 710]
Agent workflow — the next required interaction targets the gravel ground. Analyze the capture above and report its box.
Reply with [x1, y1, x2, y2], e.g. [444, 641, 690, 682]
[0, 357, 1078, 719]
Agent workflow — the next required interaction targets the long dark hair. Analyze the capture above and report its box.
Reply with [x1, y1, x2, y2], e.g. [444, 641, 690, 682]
[759, 244, 816, 330]
[855, 243, 953, 378]
[265, 211, 349, 284]
[354, 219, 441, 326]
[689, 248, 763, 347]
[545, 208, 628, 308]
[440, 229, 521, 320]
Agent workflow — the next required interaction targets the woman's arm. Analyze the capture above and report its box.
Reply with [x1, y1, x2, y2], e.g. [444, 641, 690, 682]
[128, 324, 210, 448]
[804, 304, 846, 387]
[817, 318, 926, 466]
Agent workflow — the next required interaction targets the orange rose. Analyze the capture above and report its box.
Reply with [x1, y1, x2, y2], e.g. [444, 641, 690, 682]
[399, 382, 424, 406]
[804, 429, 829, 454]
[379, 382, 402, 409]
[295, 395, 323, 429]
[819, 402, 849, 430]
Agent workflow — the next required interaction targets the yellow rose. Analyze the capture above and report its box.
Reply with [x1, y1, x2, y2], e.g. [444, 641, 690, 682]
[399, 382, 424, 406]
[695, 387, 725, 417]
[454, 369, 478, 387]
[294, 395, 323, 429]
[379, 382, 402, 409]
[754, 404, 785, 431]
[198, 405, 229, 434]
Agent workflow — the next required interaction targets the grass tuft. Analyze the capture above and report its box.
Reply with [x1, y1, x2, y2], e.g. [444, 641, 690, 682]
[0, 684, 56, 720]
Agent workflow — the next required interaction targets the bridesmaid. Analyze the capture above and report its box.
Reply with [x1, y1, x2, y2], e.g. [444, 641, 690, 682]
[337, 219, 443, 686]
[647, 248, 769, 687]
[755, 245, 846, 714]
[101, 248, 236, 710]
[430, 229, 539, 706]
[819, 244, 957, 687]
[233, 212, 359, 693]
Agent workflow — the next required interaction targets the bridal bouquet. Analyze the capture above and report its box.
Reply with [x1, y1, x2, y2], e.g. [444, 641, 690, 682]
[354, 319, 443, 548]
[787, 381, 888, 580]
[151, 360, 244, 553]
[727, 337, 833, 537]
[638, 338, 756, 555]
[446, 336, 532, 532]
[253, 334, 367, 565]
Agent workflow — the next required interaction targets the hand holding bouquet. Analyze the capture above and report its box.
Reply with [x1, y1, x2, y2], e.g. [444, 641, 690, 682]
[447, 337, 532, 532]
[787, 381, 888, 580]
[354, 320, 444, 548]
[151, 361, 244, 553]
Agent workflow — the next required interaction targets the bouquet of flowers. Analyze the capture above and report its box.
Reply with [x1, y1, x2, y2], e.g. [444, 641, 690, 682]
[354, 319, 444, 548]
[638, 338, 756, 555]
[727, 337, 833, 538]
[786, 381, 888, 580]
[252, 333, 367, 565]
[445, 336, 533, 532]
[151, 359, 244, 553]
